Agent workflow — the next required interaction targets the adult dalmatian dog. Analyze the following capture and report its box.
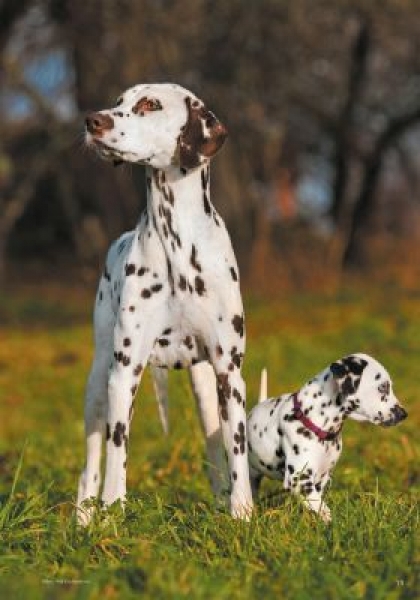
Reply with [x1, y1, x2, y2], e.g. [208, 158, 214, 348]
[77, 83, 253, 523]
[247, 353, 407, 522]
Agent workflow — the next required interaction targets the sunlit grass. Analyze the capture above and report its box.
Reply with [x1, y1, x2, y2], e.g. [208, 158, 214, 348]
[0, 283, 418, 598]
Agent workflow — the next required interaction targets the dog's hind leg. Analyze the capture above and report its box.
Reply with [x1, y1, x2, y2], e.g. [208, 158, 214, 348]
[249, 466, 262, 499]
[152, 367, 169, 435]
[189, 361, 229, 499]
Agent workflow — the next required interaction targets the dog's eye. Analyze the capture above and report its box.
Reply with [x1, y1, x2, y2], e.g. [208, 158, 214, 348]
[116, 96, 124, 107]
[378, 381, 390, 395]
[132, 97, 163, 115]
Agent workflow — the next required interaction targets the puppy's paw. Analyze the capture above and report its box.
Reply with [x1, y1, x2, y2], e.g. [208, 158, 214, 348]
[318, 503, 331, 523]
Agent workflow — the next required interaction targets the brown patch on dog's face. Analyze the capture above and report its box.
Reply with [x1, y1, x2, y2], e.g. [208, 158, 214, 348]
[177, 97, 227, 169]
[132, 96, 163, 115]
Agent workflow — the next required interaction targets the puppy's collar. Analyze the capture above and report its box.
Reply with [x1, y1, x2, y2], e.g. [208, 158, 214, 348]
[291, 393, 341, 442]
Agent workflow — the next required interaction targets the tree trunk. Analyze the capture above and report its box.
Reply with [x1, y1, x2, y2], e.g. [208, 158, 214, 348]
[343, 107, 420, 268]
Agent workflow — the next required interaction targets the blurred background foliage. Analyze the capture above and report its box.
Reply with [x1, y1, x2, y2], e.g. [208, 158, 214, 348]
[1, 0, 420, 290]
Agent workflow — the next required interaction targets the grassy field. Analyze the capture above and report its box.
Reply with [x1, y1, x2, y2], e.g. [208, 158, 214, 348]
[0, 282, 418, 599]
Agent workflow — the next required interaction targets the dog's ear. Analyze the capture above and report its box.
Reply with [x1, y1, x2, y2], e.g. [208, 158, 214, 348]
[177, 97, 228, 169]
[330, 355, 368, 397]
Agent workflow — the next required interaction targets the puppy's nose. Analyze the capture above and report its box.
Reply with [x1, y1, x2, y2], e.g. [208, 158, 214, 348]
[85, 112, 114, 136]
[391, 405, 408, 423]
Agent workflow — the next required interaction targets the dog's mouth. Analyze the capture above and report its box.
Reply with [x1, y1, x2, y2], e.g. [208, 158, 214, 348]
[381, 418, 403, 427]
[87, 136, 156, 167]
[380, 406, 408, 427]
[88, 137, 125, 166]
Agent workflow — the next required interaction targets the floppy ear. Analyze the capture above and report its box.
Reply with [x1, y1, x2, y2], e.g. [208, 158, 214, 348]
[330, 355, 368, 397]
[177, 97, 228, 169]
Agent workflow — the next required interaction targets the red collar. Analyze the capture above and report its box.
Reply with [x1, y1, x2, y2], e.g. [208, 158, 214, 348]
[291, 393, 341, 442]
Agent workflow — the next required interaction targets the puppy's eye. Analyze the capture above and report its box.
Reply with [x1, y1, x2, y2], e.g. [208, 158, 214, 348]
[116, 96, 124, 107]
[378, 381, 390, 395]
[132, 97, 163, 115]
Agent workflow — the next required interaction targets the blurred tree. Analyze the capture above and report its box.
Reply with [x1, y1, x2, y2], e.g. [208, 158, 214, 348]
[1, 0, 420, 285]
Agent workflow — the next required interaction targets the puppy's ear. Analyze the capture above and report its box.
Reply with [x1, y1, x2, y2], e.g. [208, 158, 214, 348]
[330, 360, 347, 380]
[330, 355, 368, 397]
[177, 97, 227, 169]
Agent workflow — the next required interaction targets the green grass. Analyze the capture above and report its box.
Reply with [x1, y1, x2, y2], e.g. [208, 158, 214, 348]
[0, 283, 419, 599]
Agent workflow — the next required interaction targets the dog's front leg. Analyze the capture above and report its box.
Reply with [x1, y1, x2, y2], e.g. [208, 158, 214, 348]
[303, 495, 331, 523]
[213, 364, 253, 520]
[101, 324, 158, 509]
[284, 465, 331, 523]
[77, 285, 114, 525]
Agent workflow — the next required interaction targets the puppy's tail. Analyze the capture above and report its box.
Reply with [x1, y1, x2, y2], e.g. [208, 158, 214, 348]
[258, 368, 268, 402]
[151, 367, 169, 435]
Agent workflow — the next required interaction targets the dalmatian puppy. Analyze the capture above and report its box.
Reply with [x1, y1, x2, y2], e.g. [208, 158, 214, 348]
[247, 353, 407, 522]
[76, 83, 253, 524]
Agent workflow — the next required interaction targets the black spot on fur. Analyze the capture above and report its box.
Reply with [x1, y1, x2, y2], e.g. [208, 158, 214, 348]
[183, 336, 194, 350]
[114, 351, 130, 366]
[195, 276, 206, 295]
[125, 263, 136, 276]
[233, 422, 246, 453]
[296, 426, 313, 439]
[232, 388, 243, 405]
[201, 166, 209, 190]
[203, 192, 211, 216]
[217, 373, 231, 421]
[112, 422, 127, 447]
[230, 346, 243, 369]
[231, 314, 244, 337]
[133, 363, 143, 377]
[190, 245, 202, 272]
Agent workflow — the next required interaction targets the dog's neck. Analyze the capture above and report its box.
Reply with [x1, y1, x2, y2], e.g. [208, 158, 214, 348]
[294, 370, 346, 438]
[142, 163, 218, 265]
[147, 162, 214, 230]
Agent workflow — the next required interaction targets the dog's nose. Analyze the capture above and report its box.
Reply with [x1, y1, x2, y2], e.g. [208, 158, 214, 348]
[391, 405, 408, 423]
[85, 112, 114, 136]
[382, 405, 408, 427]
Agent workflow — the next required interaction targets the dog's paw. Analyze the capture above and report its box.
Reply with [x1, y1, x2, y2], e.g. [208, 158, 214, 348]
[230, 495, 254, 521]
[76, 500, 96, 527]
[318, 503, 331, 523]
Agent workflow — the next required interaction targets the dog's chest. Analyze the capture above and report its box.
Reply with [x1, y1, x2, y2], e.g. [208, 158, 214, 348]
[247, 396, 342, 480]
[248, 399, 286, 479]
[106, 219, 241, 370]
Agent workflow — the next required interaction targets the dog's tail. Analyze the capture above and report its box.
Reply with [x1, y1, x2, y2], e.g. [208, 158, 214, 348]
[151, 367, 169, 435]
[259, 368, 268, 402]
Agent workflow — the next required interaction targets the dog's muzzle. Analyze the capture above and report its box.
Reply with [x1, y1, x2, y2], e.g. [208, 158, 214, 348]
[382, 405, 408, 427]
[85, 112, 114, 136]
